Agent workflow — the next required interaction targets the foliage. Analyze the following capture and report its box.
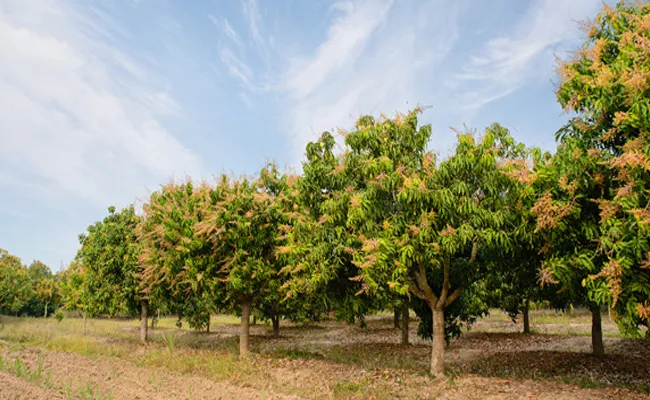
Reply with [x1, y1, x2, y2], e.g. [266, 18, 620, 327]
[58, 260, 88, 314]
[485, 147, 572, 324]
[55, 309, 64, 323]
[194, 165, 305, 331]
[75, 205, 142, 317]
[138, 179, 215, 327]
[0, 249, 59, 317]
[282, 130, 379, 324]
[554, 0, 650, 335]
[355, 118, 520, 374]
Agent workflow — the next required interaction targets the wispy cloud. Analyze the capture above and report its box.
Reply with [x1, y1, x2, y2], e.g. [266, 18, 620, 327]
[455, 0, 602, 111]
[209, 14, 243, 48]
[219, 46, 255, 89]
[284, 0, 394, 100]
[237, 92, 254, 109]
[280, 0, 462, 161]
[0, 0, 201, 207]
[241, 0, 263, 45]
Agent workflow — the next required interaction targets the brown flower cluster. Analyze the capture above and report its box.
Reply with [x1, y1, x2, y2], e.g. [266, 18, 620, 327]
[531, 191, 573, 231]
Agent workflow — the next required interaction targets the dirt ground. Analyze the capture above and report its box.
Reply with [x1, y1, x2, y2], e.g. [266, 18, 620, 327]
[0, 311, 649, 399]
[0, 346, 298, 400]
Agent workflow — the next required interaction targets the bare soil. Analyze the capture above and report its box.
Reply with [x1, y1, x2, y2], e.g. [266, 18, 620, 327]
[0, 346, 298, 400]
[0, 370, 64, 400]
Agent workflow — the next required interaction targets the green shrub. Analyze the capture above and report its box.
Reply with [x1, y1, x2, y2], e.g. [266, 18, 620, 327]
[55, 310, 64, 323]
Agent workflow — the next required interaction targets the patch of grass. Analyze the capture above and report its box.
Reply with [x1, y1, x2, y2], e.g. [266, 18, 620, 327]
[138, 347, 271, 386]
[63, 378, 114, 400]
[148, 370, 163, 391]
[74, 380, 114, 400]
[162, 331, 177, 355]
[332, 379, 365, 396]
[0, 353, 52, 387]
[273, 347, 325, 360]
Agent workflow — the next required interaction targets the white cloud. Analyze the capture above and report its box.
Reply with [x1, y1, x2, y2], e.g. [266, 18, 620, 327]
[281, 0, 461, 161]
[284, 0, 394, 100]
[456, 0, 602, 111]
[0, 0, 201, 207]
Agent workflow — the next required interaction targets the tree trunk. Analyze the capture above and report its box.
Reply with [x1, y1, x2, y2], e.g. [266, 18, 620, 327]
[240, 298, 252, 358]
[523, 298, 531, 334]
[140, 302, 148, 343]
[252, 315, 257, 326]
[394, 307, 401, 329]
[207, 315, 210, 333]
[44, 301, 49, 319]
[591, 306, 604, 357]
[150, 310, 155, 329]
[401, 301, 409, 345]
[431, 308, 445, 376]
[82, 311, 87, 335]
[272, 315, 280, 337]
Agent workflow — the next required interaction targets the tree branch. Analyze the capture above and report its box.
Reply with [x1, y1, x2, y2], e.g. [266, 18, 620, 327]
[438, 254, 451, 308]
[470, 241, 478, 262]
[444, 287, 462, 308]
[414, 262, 437, 307]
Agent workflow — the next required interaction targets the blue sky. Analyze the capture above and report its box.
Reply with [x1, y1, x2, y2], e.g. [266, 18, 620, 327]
[0, 0, 606, 271]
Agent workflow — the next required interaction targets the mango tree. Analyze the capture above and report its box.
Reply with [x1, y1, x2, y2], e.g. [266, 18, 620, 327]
[487, 148, 570, 333]
[35, 278, 58, 318]
[0, 249, 31, 316]
[354, 120, 516, 375]
[27, 261, 58, 317]
[75, 205, 145, 340]
[58, 260, 90, 334]
[340, 111, 431, 344]
[283, 130, 383, 329]
[138, 179, 214, 341]
[531, 139, 610, 355]
[554, 0, 650, 337]
[194, 165, 300, 355]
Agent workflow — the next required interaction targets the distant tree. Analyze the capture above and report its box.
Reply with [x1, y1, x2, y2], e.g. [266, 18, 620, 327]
[76, 205, 146, 340]
[58, 260, 90, 334]
[0, 249, 31, 316]
[35, 278, 58, 318]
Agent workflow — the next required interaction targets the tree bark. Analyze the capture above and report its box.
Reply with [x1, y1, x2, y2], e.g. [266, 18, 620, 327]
[140, 302, 148, 343]
[83, 311, 87, 336]
[394, 307, 401, 329]
[272, 315, 280, 337]
[401, 301, 409, 345]
[591, 306, 604, 357]
[207, 315, 210, 333]
[431, 308, 445, 376]
[523, 298, 531, 334]
[240, 298, 252, 357]
[44, 301, 49, 319]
